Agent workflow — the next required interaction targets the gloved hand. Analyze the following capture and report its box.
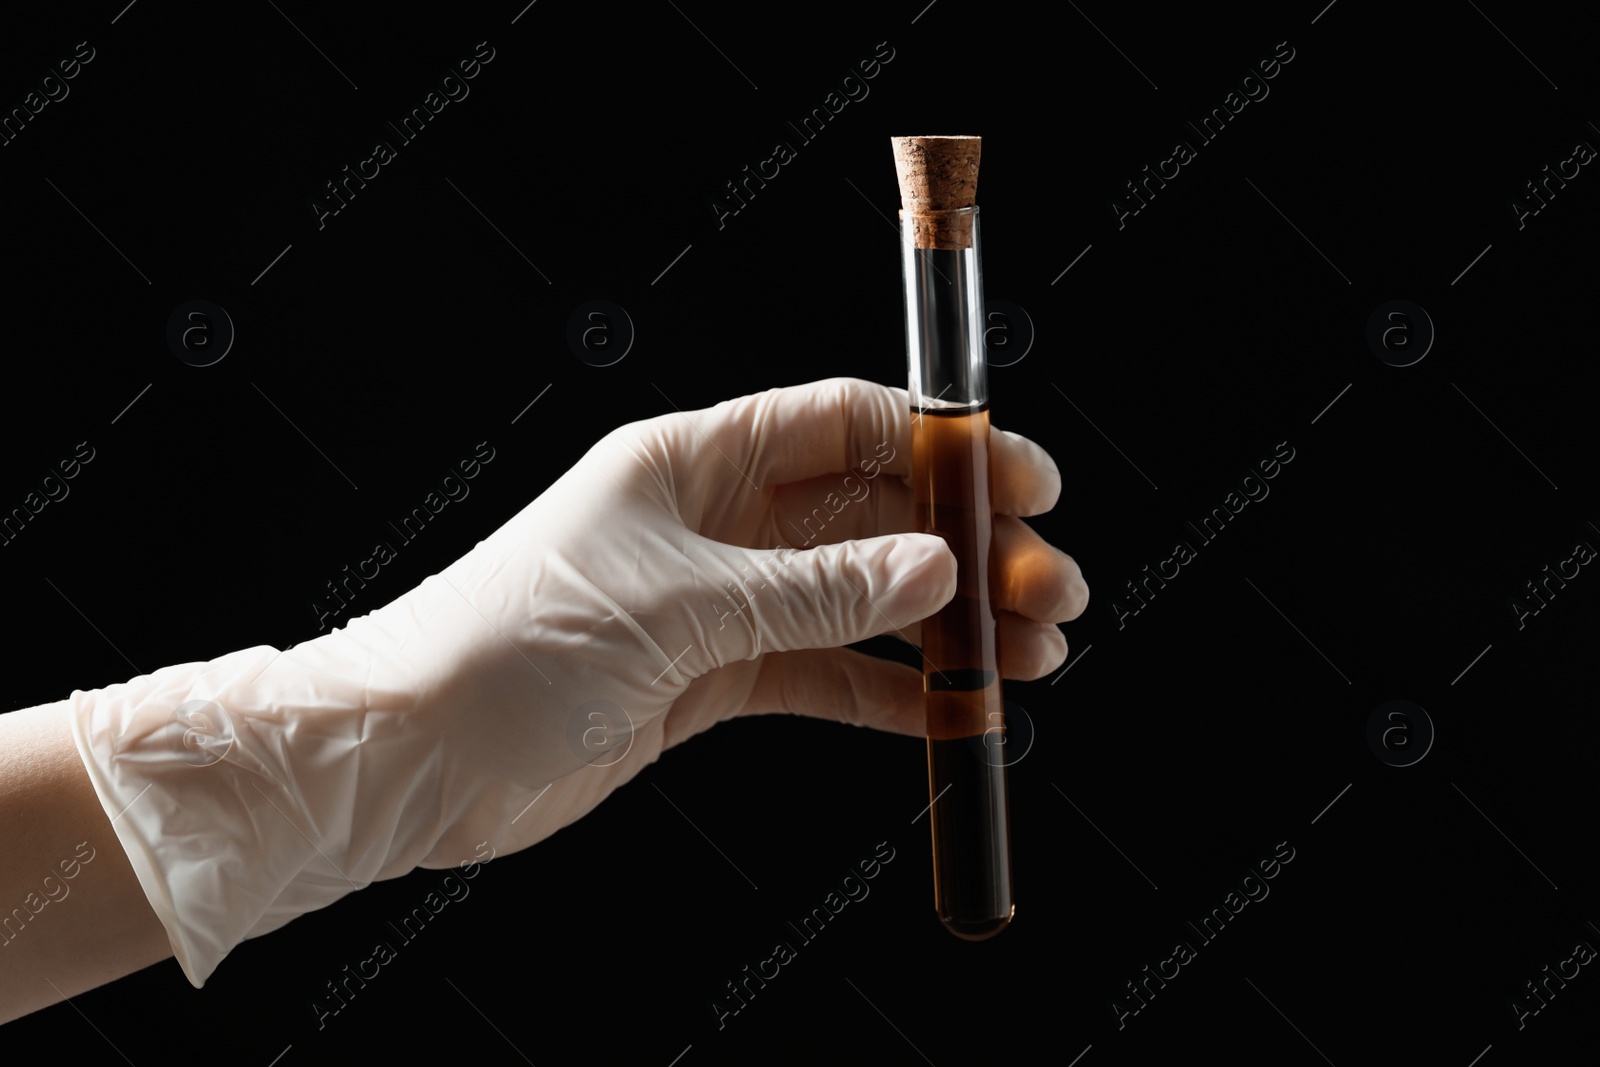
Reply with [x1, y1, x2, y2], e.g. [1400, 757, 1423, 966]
[68, 377, 1085, 987]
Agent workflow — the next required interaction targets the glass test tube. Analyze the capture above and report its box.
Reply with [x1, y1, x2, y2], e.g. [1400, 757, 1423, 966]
[899, 201, 1014, 940]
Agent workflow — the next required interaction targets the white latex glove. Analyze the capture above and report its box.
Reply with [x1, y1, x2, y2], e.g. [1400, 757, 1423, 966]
[69, 376, 1076, 987]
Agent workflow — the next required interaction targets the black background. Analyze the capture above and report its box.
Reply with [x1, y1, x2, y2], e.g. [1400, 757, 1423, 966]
[3, 1, 1597, 1064]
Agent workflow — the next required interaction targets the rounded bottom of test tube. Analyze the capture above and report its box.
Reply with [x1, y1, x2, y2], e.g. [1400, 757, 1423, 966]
[939, 903, 1014, 941]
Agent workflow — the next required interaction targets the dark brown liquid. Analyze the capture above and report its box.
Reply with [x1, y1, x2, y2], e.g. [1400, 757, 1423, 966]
[912, 405, 1013, 939]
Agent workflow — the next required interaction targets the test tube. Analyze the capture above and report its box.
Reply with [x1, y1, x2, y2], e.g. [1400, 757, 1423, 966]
[891, 135, 1013, 939]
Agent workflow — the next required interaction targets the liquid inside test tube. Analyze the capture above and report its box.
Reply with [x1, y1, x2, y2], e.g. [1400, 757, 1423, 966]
[914, 403, 1013, 939]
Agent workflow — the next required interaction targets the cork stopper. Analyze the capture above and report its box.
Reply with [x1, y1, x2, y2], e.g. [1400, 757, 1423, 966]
[891, 135, 981, 249]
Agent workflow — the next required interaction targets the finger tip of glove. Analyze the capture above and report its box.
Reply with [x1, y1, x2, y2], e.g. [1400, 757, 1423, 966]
[997, 428, 1062, 514]
[893, 533, 958, 609]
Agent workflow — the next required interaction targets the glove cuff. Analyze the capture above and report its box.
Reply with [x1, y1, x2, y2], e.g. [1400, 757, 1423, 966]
[66, 638, 430, 987]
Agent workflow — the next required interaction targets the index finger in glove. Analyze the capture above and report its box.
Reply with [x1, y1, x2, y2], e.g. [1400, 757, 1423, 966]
[667, 377, 1062, 520]
[768, 424, 1061, 551]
